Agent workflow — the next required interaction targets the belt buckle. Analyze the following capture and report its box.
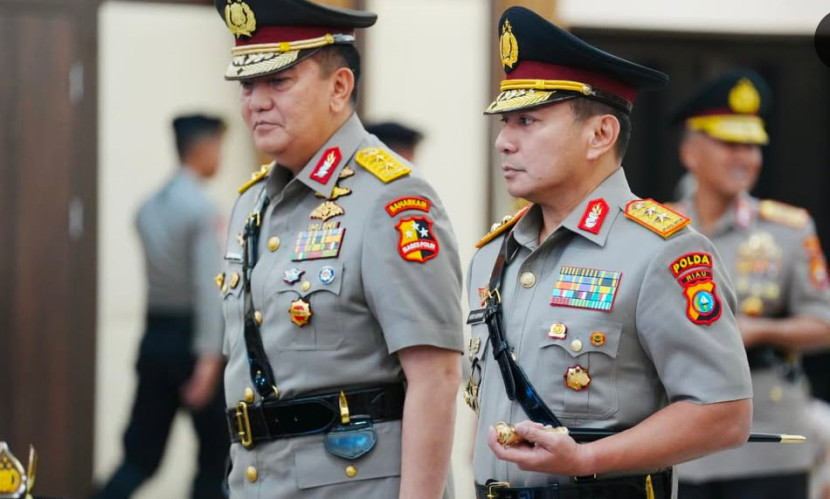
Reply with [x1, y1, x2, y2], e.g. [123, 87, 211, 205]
[486, 481, 509, 499]
[235, 401, 254, 448]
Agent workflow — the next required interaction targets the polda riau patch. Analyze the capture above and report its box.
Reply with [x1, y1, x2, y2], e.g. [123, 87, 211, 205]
[669, 252, 722, 325]
[395, 216, 439, 263]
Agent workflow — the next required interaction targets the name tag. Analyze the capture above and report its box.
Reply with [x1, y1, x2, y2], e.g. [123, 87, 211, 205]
[466, 309, 487, 325]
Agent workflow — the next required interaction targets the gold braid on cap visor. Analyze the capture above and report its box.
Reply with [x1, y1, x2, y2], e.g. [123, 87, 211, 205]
[225, 33, 355, 79]
[487, 79, 632, 114]
[686, 115, 769, 145]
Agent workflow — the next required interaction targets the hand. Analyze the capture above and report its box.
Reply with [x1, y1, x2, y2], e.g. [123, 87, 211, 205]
[181, 355, 223, 410]
[737, 316, 766, 347]
[487, 421, 592, 476]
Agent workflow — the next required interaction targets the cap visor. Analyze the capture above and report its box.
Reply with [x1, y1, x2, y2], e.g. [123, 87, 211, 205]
[224, 48, 324, 80]
[687, 115, 769, 145]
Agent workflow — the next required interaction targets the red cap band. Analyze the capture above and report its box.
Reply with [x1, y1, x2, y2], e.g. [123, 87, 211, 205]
[235, 26, 354, 47]
[508, 61, 636, 104]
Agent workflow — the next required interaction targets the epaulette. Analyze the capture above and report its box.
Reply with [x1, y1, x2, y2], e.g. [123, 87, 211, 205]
[476, 205, 531, 248]
[237, 162, 273, 194]
[624, 198, 691, 238]
[355, 147, 411, 183]
[758, 199, 809, 229]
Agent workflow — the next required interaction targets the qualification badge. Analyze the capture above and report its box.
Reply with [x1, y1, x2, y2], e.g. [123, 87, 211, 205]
[564, 365, 591, 392]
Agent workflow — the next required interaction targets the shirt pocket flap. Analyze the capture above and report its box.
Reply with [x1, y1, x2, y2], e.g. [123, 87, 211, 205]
[294, 422, 401, 489]
[540, 318, 623, 359]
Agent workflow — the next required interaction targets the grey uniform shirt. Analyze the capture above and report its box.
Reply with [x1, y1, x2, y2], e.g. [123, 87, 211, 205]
[221, 114, 463, 498]
[675, 194, 830, 481]
[135, 168, 224, 355]
[466, 168, 752, 489]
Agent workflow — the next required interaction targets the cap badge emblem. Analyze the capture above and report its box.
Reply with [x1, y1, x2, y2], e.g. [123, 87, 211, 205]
[500, 19, 519, 70]
[225, 0, 257, 38]
[728, 78, 761, 114]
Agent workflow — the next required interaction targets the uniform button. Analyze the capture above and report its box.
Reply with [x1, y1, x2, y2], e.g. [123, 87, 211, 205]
[230, 271, 241, 289]
[268, 236, 281, 252]
[345, 465, 358, 478]
[571, 340, 583, 352]
[243, 387, 255, 404]
[520, 272, 536, 288]
[254, 310, 263, 325]
[301, 281, 311, 292]
[246, 466, 258, 483]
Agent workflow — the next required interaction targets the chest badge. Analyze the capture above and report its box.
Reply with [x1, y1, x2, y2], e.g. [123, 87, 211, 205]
[548, 323, 567, 340]
[564, 365, 591, 391]
[310, 200, 345, 222]
[289, 298, 312, 327]
[578, 198, 609, 235]
[318, 266, 336, 285]
[395, 216, 440, 263]
[293, 222, 346, 261]
[550, 266, 622, 312]
[283, 268, 305, 285]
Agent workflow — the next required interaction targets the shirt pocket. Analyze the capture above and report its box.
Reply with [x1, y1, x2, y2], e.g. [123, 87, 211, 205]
[536, 317, 623, 420]
[268, 261, 345, 351]
[222, 261, 245, 356]
[293, 421, 401, 490]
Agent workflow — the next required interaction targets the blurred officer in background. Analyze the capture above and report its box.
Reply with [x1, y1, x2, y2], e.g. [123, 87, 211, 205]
[670, 69, 830, 499]
[464, 7, 752, 499]
[365, 121, 423, 162]
[94, 114, 229, 499]
[213, 0, 463, 497]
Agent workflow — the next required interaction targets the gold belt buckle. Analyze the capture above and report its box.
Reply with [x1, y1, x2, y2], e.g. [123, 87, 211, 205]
[235, 401, 254, 448]
[486, 481, 509, 499]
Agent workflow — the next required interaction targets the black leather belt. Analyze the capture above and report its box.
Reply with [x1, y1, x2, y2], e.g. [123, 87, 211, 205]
[227, 383, 404, 448]
[475, 469, 672, 499]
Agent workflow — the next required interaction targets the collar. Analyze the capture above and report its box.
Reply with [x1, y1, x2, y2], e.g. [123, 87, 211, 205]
[682, 191, 756, 235]
[510, 168, 635, 249]
[294, 113, 366, 198]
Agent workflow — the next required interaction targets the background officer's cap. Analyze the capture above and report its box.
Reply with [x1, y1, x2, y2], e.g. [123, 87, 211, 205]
[486, 6, 668, 115]
[365, 121, 423, 149]
[672, 69, 771, 145]
[214, 0, 376, 80]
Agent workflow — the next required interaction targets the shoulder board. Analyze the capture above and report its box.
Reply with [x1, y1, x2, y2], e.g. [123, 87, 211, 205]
[355, 147, 411, 183]
[758, 199, 809, 229]
[238, 162, 273, 194]
[624, 198, 691, 238]
[476, 205, 532, 249]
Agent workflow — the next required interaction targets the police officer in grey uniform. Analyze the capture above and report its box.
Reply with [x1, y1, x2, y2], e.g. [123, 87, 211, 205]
[95, 115, 229, 499]
[671, 70, 830, 499]
[464, 8, 753, 498]
[213, 1, 463, 498]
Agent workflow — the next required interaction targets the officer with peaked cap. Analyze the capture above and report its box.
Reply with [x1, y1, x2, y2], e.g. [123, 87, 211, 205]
[670, 70, 830, 499]
[213, 1, 463, 498]
[464, 7, 753, 498]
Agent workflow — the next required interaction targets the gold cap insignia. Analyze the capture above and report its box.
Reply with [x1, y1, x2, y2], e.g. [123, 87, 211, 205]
[0, 442, 37, 498]
[225, 0, 257, 38]
[500, 19, 519, 70]
[729, 78, 761, 114]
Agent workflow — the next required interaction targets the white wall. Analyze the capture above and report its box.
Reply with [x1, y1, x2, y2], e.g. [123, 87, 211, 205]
[96, 3, 255, 498]
[559, 0, 828, 34]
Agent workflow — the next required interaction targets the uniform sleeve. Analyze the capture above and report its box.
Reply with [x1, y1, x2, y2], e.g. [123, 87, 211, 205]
[361, 176, 464, 354]
[192, 205, 226, 356]
[787, 217, 830, 323]
[635, 231, 752, 405]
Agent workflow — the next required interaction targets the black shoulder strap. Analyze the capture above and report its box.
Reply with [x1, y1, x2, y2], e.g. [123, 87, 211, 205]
[242, 187, 279, 399]
[484, 233, 563, 427]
